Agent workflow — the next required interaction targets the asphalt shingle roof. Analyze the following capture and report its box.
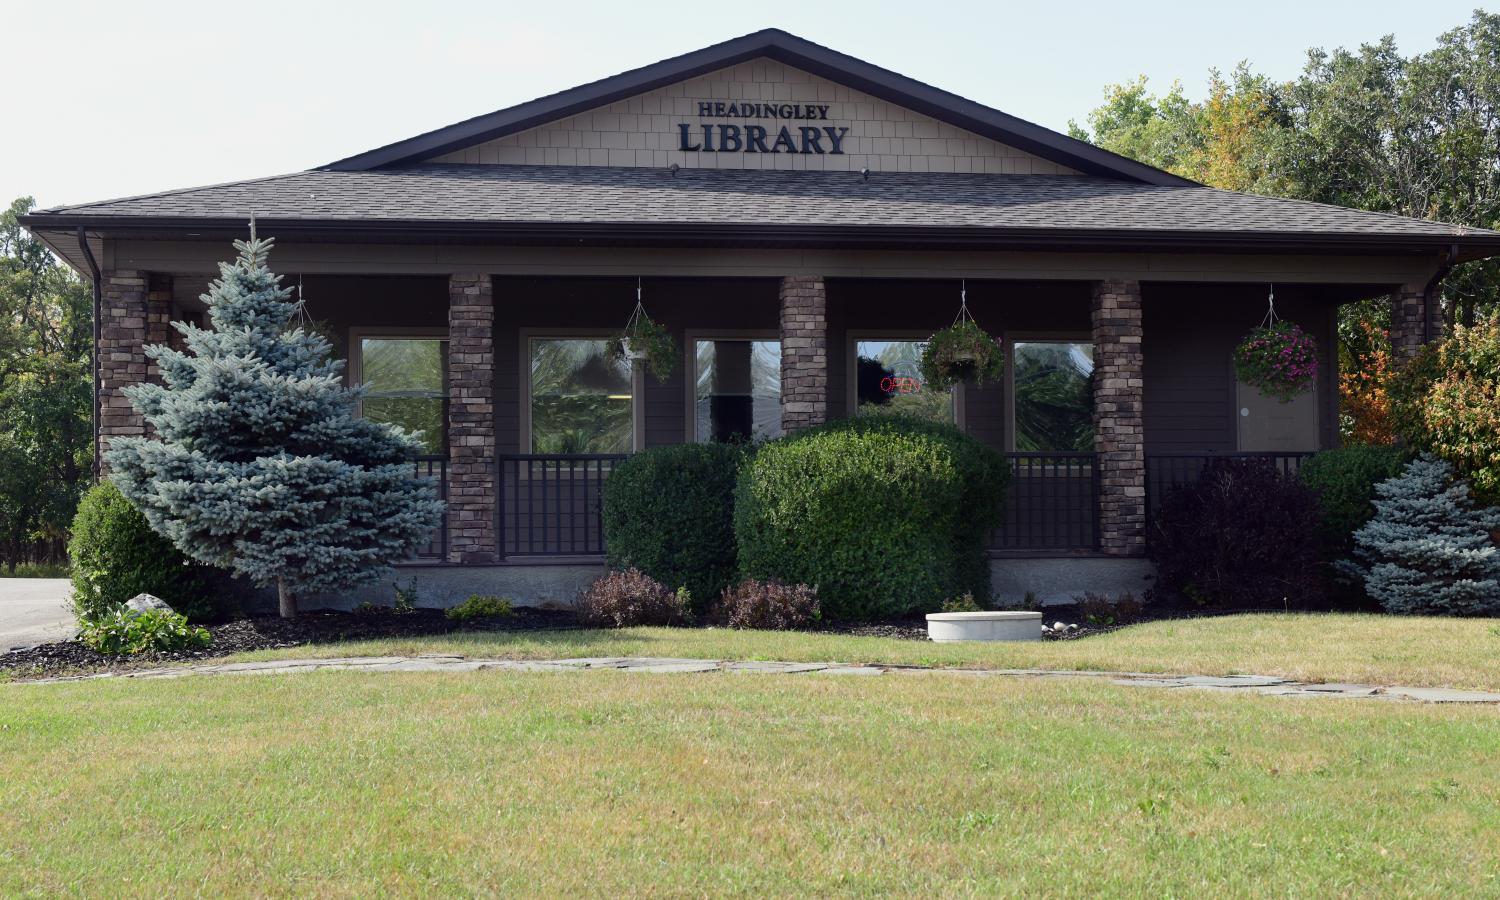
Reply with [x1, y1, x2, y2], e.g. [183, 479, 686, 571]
[34, 163, 1494, 240]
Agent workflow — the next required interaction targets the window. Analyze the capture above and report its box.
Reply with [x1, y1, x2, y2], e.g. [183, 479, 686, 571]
[1012, 341, 1094, 451]
[693, 338, 781, 442]
[854, 339, 954, 424]
[358, 337, 448, 455]
[529, 338, 633, 453]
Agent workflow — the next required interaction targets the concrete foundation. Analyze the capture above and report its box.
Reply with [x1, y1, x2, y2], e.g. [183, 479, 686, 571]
[233, 562, 607, 614]
[989, 556, 1155, 606]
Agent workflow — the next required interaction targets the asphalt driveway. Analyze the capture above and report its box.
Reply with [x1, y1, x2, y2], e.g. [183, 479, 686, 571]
[0, 578, 75, 651]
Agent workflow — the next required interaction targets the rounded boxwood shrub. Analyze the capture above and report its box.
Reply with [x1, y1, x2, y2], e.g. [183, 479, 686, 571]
[734, 415, 1008, 620]
[602, 442, 745, 613]
[1148, 458, 1324, 610]
[69, 480, 212, 623]
[1299, 445, 1409, 558]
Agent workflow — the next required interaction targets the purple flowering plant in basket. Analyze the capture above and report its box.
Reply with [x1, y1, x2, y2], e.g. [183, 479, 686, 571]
[1233, 320, 1319, 403]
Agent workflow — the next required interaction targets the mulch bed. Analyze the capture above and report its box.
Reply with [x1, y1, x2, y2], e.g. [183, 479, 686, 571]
[0, 607, 577, 683]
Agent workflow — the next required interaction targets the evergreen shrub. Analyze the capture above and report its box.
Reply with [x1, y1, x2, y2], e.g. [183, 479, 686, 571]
[68, 481, 212, 623]
[734, 415, 1008, 620]
[1348, 455, 1500, 616]
[1148, 458, 1324, 609]
[602, 442, 744, 614]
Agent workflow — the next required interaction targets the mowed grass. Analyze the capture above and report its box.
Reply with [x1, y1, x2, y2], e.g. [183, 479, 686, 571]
[3, 671, 1499, 897]
[230, 612, 1500, 690]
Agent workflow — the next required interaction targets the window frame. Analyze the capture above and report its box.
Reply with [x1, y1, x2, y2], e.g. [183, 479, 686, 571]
[520, 328, 643, 455]
[347, 327, 450, 456]
[1004, 331, 1095, 453]
[682, 329, 782, 443]
[846, 331, 963, 429]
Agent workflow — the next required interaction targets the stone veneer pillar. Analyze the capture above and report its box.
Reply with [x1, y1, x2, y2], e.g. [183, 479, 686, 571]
[779, 275, 828, 432]
[1091, 279, 1146, 556]
[97, 270, 163, 468]
[446, 273, 498, 563]
[145, 273, 174, 382]
[1390, 281, 1435, 363]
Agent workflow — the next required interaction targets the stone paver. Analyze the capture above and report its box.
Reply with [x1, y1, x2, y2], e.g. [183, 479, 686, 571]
[13, 654, 1500, 705]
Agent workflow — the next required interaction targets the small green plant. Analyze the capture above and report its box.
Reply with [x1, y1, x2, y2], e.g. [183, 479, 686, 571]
[80, 607, 211, 656]
[353, 600, 380, 616]
[920, 320, 1005, 389]
[1077, 591, 1143, 626]
[446, 594, 514, 621]
[393, 578, 419, 614]
[940, 592, 984, 613]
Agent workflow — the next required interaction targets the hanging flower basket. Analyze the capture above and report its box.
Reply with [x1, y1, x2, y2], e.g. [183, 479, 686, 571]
[607, 308, 676, 383]
[920, 320, 1005, 389]
[1233, 320, 1318, 403]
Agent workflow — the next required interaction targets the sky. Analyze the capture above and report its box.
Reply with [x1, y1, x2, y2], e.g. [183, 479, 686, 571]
[4, 0, 1487, 210]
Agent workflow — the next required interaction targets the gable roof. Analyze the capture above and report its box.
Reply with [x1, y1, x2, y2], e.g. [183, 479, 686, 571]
[322, 28, 1192, 186]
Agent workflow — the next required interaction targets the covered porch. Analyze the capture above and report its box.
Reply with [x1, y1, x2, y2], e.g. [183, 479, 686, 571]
[91, 263, 1414, 574]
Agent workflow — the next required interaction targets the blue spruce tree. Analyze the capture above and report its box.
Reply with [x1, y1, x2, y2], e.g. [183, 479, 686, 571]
[1348, 454, 1500, 616]
[107, 228, 444, 617]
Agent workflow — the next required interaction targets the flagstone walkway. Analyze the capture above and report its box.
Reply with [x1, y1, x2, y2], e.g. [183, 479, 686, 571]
[18, 654, 1500, 703]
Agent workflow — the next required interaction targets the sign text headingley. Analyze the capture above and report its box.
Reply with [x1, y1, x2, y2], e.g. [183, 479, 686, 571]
[678, 102, 849, 155]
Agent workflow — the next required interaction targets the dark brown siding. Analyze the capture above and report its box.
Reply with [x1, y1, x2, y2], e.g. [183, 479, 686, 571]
[1141, 283, 1341, 453]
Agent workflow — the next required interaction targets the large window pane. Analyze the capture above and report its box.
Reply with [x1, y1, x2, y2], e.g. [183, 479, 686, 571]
[360, 338, 447, 455]
[855, 339, 954, 423]
[530, 339, 633, 453]
[1013, 341, 1094, 451]
[694, 339, 781, 443]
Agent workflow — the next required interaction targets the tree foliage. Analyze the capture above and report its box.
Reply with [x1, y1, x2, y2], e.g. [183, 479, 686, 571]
[1072, 12, 1500, 330]
[106, 230, 444, 617]
[0, 197, 92, 570]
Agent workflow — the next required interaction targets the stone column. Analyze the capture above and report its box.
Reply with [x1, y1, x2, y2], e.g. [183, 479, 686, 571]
[779, 275, 828, 432]
[145, 273, 174, 383]
[446, 273, 497, 563]
[1390, 281, 1432, 363]
[1091, 279, 1146, 557]
[98, 270, 152, 466]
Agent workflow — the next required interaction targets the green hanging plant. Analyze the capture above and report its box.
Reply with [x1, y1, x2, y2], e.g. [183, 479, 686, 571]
[921, 285, 1005, 389]
[606, 285, 677, 383]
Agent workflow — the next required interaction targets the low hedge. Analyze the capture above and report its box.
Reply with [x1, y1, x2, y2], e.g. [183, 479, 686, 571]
[602, 442, 745, 612]
[734, 415, 1009, 620]
[68, 480, 213, 623]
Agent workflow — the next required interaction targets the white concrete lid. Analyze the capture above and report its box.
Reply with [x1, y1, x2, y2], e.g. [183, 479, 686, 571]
[925, 611, 1043, 622]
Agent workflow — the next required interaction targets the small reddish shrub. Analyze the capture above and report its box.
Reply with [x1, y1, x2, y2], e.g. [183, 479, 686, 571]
[576, 569, 690, 627]
[717, 579, 820, 630]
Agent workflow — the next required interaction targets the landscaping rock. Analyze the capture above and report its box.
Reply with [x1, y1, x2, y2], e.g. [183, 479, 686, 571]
[124, 593, 175, 617]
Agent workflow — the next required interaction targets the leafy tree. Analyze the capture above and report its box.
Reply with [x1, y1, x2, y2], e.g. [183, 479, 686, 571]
[106, 228, 444, 617]
[1390, 312, 1500, 504]
[0, 197, 92, 570]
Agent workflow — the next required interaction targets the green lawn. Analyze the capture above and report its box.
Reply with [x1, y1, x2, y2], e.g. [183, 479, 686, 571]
[231, 612, 1500, 690]
[3, 671, 1498, 896]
